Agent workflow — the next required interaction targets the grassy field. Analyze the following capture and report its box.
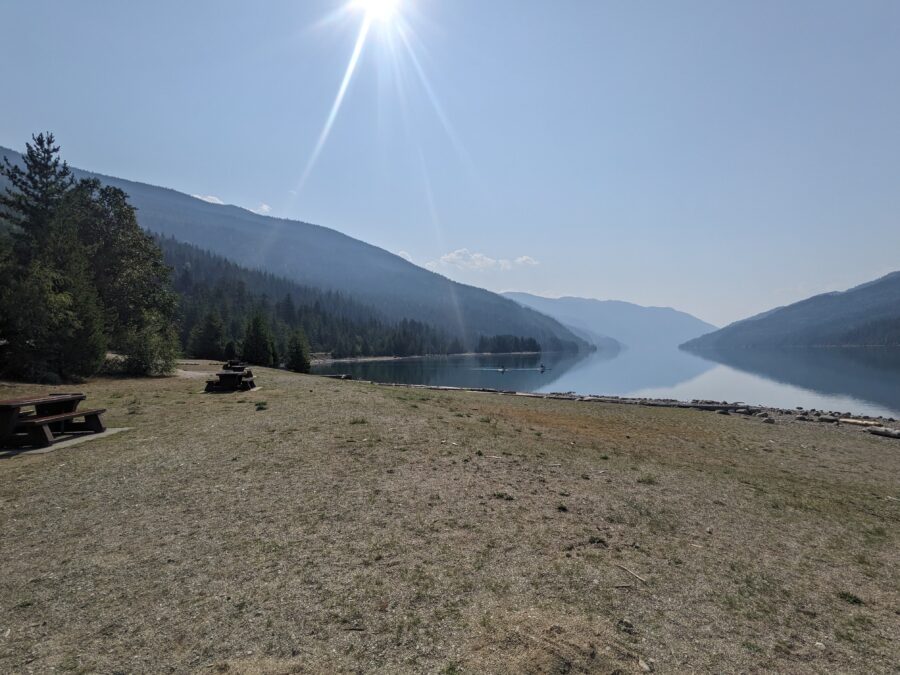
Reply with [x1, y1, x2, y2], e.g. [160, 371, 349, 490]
[1, 363, 898, 673]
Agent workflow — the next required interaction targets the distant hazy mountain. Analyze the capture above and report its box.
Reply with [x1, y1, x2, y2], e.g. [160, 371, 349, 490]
[503, 292, 716, 349]
[683, 272, 900, 349]
[0, 146, 584, 352]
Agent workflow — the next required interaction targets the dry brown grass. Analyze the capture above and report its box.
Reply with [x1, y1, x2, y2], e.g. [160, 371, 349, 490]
[0, 363, 898, 673]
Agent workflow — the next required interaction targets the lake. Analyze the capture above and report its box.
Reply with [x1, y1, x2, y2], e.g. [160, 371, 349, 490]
[312, 346, 900, 418]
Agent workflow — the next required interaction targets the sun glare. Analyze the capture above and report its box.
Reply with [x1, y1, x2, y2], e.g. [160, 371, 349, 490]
[355, 0, 401, 22]
[295, 0, 412, 193]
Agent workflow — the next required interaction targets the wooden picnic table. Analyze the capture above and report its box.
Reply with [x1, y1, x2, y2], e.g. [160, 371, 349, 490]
[0, 393, 106, 449]
[205, 367, 256, 392]
[215, 371, 246, 386]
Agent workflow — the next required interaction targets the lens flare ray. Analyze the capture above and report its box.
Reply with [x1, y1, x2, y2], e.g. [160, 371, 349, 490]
[396, 25, 468, 165]
[296, 15, 372, 192]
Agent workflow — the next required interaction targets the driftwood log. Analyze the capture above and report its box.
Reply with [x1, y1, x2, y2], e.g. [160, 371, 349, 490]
[868, 427, 900, 440]
[841, 418, 880, 427]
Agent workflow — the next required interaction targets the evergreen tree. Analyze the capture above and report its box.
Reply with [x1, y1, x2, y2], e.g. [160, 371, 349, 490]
[241, 314, 275, 366]
[118, 312, 179, 376]
[224, 341, 238, 360]
[0, 227, 106, 382]
[0, 136, 105, 380]
[0, 134, 179, 380]
[276, 293, 297, 324]
[286, 329, 311, 373]
[0, 132, 74, 264]
[0, 258, 60, 381]
[40, 215, 107, 380]
[60, 179, 179, 372]
[188, 312, 226, 360]
[0, 236, 16, 366]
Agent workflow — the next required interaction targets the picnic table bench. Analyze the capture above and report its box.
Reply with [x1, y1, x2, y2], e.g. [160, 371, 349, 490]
[205, 366, 257, 392]
[0, 393, 106, 449]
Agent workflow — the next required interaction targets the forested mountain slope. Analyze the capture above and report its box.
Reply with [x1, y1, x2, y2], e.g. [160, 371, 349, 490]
[158, 236, 461, 359]
[0, 146, 585, 352]
[683, 272, 900, 349]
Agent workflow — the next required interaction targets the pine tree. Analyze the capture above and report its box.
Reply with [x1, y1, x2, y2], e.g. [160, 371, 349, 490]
[0, 258, 57, 381]
[0, 136, 106, 380]
[241, 313, 275, 367]
[276, 293, 297, 325]
[0, 236, 16, 367]
[286, 329, 311, 373]
[41, 216, 107, 380]
[0, 132, 74, 264]
[0, 224, 106, 381]
[224, 341, 238, 360]
[188, 312, 226, 359]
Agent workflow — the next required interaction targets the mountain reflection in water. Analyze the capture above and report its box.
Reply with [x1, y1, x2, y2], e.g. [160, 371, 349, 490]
[682, 347, 900, 416]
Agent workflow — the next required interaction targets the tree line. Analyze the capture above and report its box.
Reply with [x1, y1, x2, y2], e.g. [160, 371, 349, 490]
[476, 335, 541, 354]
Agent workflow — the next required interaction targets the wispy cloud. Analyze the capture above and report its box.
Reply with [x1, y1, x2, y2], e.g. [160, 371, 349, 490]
[192, 194, 225, 205]
[397, 250, 414, 263]
[253, 203, 272, 215]
[426, 248, 540, 272]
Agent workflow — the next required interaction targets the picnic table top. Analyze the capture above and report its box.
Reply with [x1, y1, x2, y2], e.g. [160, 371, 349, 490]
[0, 393, 86, 409]
[215, 370, 248, 377]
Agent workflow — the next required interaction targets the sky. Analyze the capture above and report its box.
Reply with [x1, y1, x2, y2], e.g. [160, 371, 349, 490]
[2, 0, 899, 326]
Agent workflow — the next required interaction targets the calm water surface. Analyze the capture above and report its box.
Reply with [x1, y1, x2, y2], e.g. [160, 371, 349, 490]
[313, 347, 900, 418]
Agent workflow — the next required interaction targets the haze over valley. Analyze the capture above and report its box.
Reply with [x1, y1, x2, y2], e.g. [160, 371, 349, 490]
[5, 137, 900, 415]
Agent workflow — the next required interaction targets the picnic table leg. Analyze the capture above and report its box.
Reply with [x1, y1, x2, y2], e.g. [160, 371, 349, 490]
[27, 424, 54, 448]
[84, 413, 105, 433]
[0, 408, 18, 448]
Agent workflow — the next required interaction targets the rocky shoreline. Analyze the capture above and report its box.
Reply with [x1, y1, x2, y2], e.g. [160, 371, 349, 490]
[334, 377, 900, 439]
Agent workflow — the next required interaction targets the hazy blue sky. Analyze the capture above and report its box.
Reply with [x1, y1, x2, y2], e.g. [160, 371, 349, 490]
[2, 0, 899, 325]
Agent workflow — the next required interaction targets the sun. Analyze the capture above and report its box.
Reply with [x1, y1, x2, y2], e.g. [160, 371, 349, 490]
[355, 0, 401, 22]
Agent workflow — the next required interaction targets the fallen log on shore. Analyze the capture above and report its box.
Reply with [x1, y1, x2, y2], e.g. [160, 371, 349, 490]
[869, 427, 900, 440]
[841, 418, 880, 427]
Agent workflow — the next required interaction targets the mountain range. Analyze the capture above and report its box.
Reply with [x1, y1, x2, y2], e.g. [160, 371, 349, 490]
[0, 146, 584, 352]
[12, 141, 894, 355]
[503, 292, 716, 349]
[683, 272, 900, 349]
